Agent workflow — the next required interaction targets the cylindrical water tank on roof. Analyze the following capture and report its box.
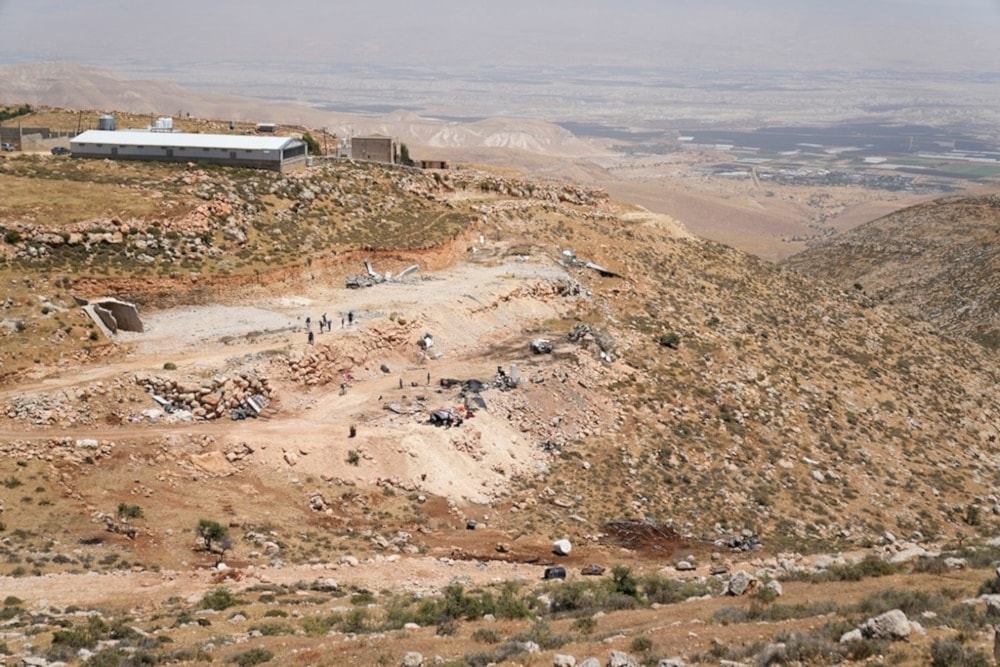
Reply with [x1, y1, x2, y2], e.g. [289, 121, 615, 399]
[98, 115, 116, 131]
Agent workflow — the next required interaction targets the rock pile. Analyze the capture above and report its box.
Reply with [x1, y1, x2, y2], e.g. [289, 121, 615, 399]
[284, 320, 413, 385]
[4, 379, 136, 426]
[135, 372, 271, 420]
[0, 437, 115, 465]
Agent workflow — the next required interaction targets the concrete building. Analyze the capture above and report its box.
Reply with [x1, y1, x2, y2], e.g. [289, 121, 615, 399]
[350, 135, 397, 164]
[70, 130, 308, 172]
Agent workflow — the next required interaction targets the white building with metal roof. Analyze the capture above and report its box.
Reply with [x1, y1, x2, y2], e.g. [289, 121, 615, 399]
[70, 130, 308, 172]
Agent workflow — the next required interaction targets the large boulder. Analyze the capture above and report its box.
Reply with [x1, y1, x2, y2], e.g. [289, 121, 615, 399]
[724, 570, 758, 596]
[553, 655, 577, 667]
[860, 609, 912, 640]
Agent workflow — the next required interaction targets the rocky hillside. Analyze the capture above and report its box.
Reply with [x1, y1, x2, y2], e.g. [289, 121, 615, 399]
[2, 150, 999, 548]
[2, 145, 1000, 666]
[781, 194, 1000, 349]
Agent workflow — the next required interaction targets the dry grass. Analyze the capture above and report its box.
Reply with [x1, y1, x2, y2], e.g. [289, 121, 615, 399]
[0, 172, 167, 225]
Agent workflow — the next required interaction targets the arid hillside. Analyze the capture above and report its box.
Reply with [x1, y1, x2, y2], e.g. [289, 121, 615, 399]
[782, 195, 1000, 349]
[0, 145, 999, 666]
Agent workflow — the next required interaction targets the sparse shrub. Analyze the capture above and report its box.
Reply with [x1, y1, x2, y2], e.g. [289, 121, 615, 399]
[571, 615, 597, 634]
[778, 631, 843, 664]
[230, 647, 273, 666]
[350, 589, 375, 605]
[202, 587, 238, 611]
[117, 503, 143, 522]
[163, 362, 177, 370]
[642, 573, 718, 604]
[2, 477, 22, 489]
[977, 576, 1000, 596]
[611, 565, 639, 598]
[2, 597, 22, 606]
[471, 627, 503, 644]
[340, 607, 370, 634]
[630, 635, 653, 653]
[514, 620, 569, 651]
[929, 638, 991, 667]
[435, 618, 457, 636]
[300, 613, 340, 636]
[253, 622, 292, 636]
[853, 588, 944, 617]
[346, 449, 360, 466]
[196, 519, 230, 553]
[658, 332, 681, 349]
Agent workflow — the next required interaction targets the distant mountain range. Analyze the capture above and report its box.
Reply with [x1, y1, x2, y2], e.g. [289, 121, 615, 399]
[0, 61, 602, 159]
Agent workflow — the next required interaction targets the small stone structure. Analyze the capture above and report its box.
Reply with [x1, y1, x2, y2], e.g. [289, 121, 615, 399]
[79, 296, 143, 335]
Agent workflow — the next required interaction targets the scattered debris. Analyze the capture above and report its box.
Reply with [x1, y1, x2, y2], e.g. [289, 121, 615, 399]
[601, 520, 680, 552]
[580, 564, 605, 576]
[429, 405, 473, 428]
[346, 259, 420, 288]
[552, 539, 573, 556]
[557, 248, 623, 278]
[543, 566, 567, 580]
[530, 338, 553, 354]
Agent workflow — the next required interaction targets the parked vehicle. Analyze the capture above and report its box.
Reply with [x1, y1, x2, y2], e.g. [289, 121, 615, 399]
[0, 142, 14, 151]
[51, 146, 70, 155]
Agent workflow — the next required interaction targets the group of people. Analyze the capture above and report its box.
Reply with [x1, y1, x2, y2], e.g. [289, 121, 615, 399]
[305, 311, 355, 344]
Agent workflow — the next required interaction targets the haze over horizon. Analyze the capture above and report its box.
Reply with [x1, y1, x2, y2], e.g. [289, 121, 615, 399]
[2, 0, 999, 75]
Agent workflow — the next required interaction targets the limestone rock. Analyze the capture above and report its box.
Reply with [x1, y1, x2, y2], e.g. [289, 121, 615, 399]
[860, 609, 912, 640]
[724, 570, 757, 596]
[608, 651, 640, 667]
[402, 652, 423, 667]
[839, 628, 864, 644]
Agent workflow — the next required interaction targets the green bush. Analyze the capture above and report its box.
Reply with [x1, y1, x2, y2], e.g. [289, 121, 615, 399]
[231, 647, 274, 666]
[471, 627, 503, 644]
[571, 615, 597, 634]
[202, 587, 238, 611]
[642, 573, 718, 604]
[252, 622, 292, 636]
[658, 332, 681, 349]
[630, 635, 653, 653]
[611, 565, 639, 598]
[929, 638, 991, 667]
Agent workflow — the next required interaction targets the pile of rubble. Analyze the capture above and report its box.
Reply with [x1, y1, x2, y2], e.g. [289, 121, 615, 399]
[0, 437, 115, 465]
[4, 379, 135, 426]
[285, 320, 414, 385]
[134, 372, 272, 420]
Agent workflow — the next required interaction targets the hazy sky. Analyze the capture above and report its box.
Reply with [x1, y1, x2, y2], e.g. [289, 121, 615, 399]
[1, 0, 999, 73]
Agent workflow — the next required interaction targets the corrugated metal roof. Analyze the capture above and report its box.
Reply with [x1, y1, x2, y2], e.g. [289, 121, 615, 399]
[71, 130, 303, 151]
